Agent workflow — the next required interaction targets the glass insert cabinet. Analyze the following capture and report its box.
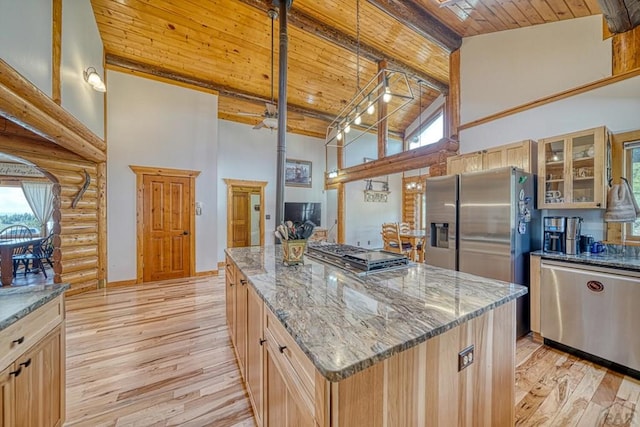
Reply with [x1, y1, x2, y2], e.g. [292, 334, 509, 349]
[538, 126, 609, 209]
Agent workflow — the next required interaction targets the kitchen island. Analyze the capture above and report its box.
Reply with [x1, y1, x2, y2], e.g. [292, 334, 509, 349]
[0, 283, 68, 427]
[225, 245, 527, 426]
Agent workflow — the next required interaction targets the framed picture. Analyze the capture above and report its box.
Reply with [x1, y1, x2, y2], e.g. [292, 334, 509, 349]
[285, 159, 312, 187]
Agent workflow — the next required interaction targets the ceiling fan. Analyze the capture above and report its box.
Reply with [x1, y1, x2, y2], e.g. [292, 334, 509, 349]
[237, 9, 280, 130]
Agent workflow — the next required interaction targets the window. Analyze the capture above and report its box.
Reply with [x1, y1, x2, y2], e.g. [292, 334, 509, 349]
[408, 110, 444, 150]
[0, 186, 39, 231]
[625, 141, 640, 240]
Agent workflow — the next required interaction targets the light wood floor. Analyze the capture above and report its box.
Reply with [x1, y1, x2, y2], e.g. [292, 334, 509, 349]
[65, 275, 640, 426]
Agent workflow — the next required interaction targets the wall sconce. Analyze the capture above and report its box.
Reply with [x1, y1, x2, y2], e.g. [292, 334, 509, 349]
[83, 67, 106, 92]
[327, 169, 338, 179]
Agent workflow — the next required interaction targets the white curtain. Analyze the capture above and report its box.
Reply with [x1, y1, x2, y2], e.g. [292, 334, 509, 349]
[21, 181, 54, 235]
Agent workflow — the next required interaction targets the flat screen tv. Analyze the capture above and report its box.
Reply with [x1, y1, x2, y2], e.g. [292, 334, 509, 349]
[284, 202, 321, 227]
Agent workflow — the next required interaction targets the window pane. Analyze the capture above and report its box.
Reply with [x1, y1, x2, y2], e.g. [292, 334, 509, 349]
[409, 112, 443, 150]
[630, 147, 640, 236]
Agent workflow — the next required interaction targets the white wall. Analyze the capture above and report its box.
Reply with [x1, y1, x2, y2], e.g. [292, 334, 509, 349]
[0, 0, 53, 96]
[61, 0, 104, 138]
[344, 172, 402, 249]
[217, 120, 327, 260]
[107, 71, 218, 282]
[460, 15, 611, 124]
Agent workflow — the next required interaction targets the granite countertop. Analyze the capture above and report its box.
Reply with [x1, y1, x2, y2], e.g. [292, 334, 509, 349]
[225, 246, 527, 382]
[531, 250, 640, 272]
[0, 284, 69, 331]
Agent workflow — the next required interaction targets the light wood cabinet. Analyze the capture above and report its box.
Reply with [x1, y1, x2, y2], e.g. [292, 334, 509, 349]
[225, 255, 265, 426]
[246, 286, 264, 426]
[446, 150, 483, 175]
[0, 365, 14, 427]
[14, 325, 64, 427]
[263, 308, 316, 427]
[538, 126, 609, 209]
[447, 140, 536, 175]
[236, 271, 248, 379]
[0, 296, 65, 427]
[225, 259, 237, 348]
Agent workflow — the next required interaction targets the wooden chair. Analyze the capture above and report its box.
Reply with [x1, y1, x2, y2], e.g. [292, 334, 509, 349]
[13, 234, 54, 278]
[381, 222, 412, 256]
[0, 224, 33, 240]
[416, 236, 425, 263]
[399, 222, 411, 234]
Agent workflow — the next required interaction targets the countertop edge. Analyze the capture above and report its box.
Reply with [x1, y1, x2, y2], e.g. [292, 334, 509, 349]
[244, 261, 526, 382]
[531, 251, 640, 272]
[0, 284, 70, 332]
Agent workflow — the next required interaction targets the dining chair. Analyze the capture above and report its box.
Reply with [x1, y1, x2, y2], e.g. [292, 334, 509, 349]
[13, 233, 53, 278]
[381, 223, 412, 256]
[0, 224, 33, 240]
[399, 222, 411, 234]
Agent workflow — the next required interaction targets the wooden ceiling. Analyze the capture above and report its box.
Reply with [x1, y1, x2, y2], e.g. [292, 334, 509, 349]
[90, 0, 602, 139]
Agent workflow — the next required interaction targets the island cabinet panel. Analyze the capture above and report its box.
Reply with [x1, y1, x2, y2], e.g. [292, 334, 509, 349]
[14, 325, 64, 427]
[0, 296, 65, 427]
[0, 365, 13, 427]
[246, 285, 264, 426]
[328, 300, 516, 427]
[225, 257, 237, 348]
[236, 271, 249, 379]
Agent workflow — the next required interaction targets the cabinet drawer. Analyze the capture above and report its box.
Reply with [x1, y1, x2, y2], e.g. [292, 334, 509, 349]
[265, 308, 315, 400]
[0, 296, 64, 371]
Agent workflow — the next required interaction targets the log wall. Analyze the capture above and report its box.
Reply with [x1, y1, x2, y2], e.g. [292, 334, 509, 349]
[0, 131, 102, 294]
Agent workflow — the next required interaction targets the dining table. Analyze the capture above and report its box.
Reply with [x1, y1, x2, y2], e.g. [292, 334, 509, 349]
[0, 237, 44, 286]
[399, 229, 426, 262]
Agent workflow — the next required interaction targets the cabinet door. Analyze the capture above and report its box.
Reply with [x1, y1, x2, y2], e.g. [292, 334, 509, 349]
[483, 148, 504, 170]
[539, 136, 567, 208]
[264, 345, 315, 427]
[246, 286, 264, 426]
[226, 262, 237, 346]
[0, 365, 14, 427]
[14, 324, 64, 427]
[462, 152, 484, 173]
[236, 272, 248, 379]
[539, 127, 607, 209]
[568, 129, 605, 207]
[446, 156, 463, 175]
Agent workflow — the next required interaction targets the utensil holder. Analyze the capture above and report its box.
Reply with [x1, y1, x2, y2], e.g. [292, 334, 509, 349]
[282, 239, 307, 265]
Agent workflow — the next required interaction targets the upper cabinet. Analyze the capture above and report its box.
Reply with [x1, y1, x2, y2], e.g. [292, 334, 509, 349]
[538, 126, 609, 209]
[446, 140, 537, 175]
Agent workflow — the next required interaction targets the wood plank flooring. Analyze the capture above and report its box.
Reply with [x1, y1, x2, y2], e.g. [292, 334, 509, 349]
[65, 275, 640, 426]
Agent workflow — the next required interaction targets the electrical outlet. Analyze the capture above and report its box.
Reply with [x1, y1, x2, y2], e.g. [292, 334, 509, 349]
[367, 240, 370, 245]
[335, 219, 338, 224]
[357, 241, 360, 246]
[458, 345, 474, 371]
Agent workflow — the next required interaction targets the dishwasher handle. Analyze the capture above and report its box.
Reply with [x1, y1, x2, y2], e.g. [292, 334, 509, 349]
[587, 280, 604, 293]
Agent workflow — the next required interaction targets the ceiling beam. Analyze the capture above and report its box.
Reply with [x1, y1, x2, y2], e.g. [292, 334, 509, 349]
[238, 0, 449, 93]
[598, 0, 640, 33]
[367, 0, 462, 53]
[325, 137, 459, 186]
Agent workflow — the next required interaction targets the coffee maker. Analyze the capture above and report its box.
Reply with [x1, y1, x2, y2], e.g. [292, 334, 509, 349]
[543, 216, 566, 253]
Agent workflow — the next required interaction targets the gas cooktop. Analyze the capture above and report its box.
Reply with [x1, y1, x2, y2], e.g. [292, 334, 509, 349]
[306, 243, 410, 275]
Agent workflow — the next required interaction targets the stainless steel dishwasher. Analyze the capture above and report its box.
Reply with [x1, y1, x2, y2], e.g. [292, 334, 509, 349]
[540, 260, 640, 372]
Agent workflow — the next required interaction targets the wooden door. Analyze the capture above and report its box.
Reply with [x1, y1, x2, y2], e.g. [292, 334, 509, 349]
[231, 190, 250, 247]
[246, 286, 264, 426]
[143, 174, 192, 281]
[0, 365, 14, 427]
[14, 325, 63, 427]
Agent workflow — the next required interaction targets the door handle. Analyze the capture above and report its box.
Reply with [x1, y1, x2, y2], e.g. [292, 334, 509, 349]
[182, 231, 189, 235]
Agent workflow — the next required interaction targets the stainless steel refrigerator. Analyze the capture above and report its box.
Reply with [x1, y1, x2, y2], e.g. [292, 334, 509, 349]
[426, 167, 539, 337]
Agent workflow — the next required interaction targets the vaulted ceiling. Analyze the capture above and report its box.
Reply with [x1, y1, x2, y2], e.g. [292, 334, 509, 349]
[90, 0, 602, 139]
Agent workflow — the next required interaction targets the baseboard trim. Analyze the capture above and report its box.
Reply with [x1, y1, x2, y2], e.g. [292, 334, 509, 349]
[196, 270, 218, 277]
[107, 279, 138, 288]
